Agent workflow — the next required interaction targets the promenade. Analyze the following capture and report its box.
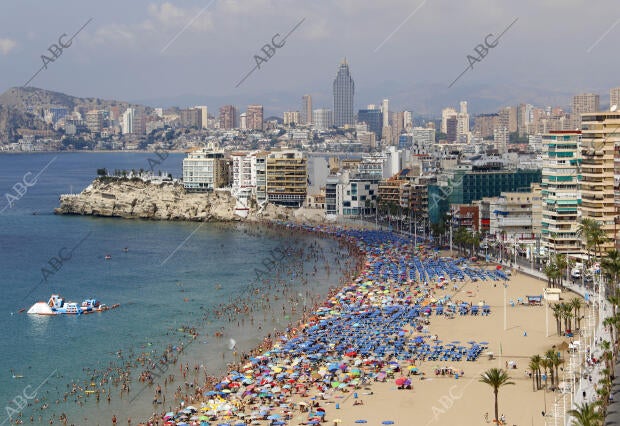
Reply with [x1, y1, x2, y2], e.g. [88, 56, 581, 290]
[508, 260, 611, 425]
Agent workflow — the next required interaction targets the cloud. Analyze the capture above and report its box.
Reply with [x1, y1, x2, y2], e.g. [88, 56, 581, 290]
[90, 2, 214, 49]
[0, 38, 17, 55]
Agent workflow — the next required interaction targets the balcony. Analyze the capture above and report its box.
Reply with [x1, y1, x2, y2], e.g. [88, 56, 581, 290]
[497, 217, 532, 227]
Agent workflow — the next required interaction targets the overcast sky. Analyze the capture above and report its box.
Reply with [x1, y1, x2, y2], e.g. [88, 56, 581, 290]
[1, 0, 618, 116]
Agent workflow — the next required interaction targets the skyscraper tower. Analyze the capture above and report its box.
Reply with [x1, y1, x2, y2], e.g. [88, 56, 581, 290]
[382, 99, 389, 128]
[301, 94, 312, 125]
[333, 58, 355, 127]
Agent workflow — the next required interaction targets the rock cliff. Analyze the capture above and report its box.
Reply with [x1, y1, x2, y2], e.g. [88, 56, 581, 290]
[54, 178, 325, 223]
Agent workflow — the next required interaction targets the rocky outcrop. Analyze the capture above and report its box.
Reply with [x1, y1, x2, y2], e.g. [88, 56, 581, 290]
[54, 178, 326, 223]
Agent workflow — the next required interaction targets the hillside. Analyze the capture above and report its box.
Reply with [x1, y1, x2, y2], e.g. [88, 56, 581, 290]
[0, 87, 150, 143]
[0, 104, 52, 142]
[0, 86, 144, 113]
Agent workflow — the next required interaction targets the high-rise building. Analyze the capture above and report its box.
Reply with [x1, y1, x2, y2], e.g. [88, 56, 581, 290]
[610, 87, 620, 110]
[239, 113, 247, 130]
[182, 143, 229, 191]
[517, 103, 534, 136]
[473, 114, 498, 139]
[580, 111, 620, 253]
[301, 95, 312, 125]
[246, 104, 264, 130]
[572, 93, 600, 129]
[266, 150, 307, 207]
[381, 99, 389, 128]
[446, 117, 457, 143]
[497, 106, 517, 133]
[333, 58, 355, 127]
[540, 131, 582, 256]
[312, 109, 334, 130]
[194, 106, 208, 129]
[219, 105, 237, 129]
[132, 107, 146, 135]
[403, 111, 413, 129]
[283, 111, 300, 126]
[85, 110, 104, 134]
[457, 101, 470, 142]
[358, 109, 383, 138]
[121, 108, 134, 134]
[441, 107, 457, 134]
[180, 108, 202, 128]
[392, 111, 405, 139]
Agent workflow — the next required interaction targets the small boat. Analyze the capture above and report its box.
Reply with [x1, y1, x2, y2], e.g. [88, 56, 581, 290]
[10, 369, 24, 379]
[105, 255, 112, 260]
[27, 294, 119, 316]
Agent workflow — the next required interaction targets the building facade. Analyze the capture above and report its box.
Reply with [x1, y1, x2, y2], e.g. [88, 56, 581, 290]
[358, 109, 383, 138]
[312, 109, 334, 130]
[333, 59, 355, 127]
[219, 105, 237, 129]
[580, 111, 620, 253]
[182, 143, 229, 191]
[246, 104, 264, 130]
[540, 131, 582, 256]
[572, 93, 600, 129]
[301, 94, 312, 125]
[266, 150, 307, 207]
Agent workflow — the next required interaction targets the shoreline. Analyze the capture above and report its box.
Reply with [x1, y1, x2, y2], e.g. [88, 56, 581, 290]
[126, 223, 570, 426]
[11, 221, 357, 426]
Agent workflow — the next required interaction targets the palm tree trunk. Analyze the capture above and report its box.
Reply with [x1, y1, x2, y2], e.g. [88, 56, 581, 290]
[494, 389, 499, 422]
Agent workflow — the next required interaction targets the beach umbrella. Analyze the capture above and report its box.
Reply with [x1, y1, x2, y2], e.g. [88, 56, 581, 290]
[382, 422, 395, 425]
[355, 421, 368, 424]
[479, 341, 489, 345]
[395, 377, 407, 386]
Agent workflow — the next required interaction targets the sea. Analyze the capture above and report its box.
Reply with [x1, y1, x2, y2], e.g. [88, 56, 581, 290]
[0, 152, 350, 425]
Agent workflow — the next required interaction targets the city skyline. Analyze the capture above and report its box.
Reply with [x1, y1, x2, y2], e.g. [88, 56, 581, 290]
[1, 1, 620, 117]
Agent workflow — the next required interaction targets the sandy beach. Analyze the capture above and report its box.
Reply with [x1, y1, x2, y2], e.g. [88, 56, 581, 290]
[141, 226, 589, 426]
[314, 269, 581, 426]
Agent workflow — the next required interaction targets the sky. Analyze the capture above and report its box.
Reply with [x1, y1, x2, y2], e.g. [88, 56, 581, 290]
[0, 0, 619, 117]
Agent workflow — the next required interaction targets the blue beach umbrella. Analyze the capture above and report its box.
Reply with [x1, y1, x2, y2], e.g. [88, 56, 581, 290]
[355, 421, 368, 424]
[382, 421, 395, 425]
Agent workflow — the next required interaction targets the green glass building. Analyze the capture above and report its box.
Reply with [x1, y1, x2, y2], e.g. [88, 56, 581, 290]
[428, 167, 542, 223]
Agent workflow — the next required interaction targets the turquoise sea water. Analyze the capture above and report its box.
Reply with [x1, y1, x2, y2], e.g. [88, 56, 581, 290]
[0, 153, 349, 425]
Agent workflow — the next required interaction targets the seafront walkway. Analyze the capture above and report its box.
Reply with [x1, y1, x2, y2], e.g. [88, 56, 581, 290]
[508, 261, 611, 425]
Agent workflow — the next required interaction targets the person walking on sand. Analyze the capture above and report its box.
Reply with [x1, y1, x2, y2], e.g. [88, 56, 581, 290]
[484, 412, 488, 422]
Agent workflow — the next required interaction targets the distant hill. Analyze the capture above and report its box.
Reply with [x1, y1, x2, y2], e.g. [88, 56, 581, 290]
[0, 87, 150, 143]
[0, 86, 146, 113]
[0, 104, 51, 142]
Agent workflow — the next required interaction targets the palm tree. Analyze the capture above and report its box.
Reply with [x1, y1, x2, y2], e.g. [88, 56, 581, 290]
[528, 358, 539, 391]
[530, 354, 542, 390]
[577, 218, 601, 266]
[567, 402, 602, 426]
[552, 304, 562, 336]
[545, 349, 564, 387]
[555, 254, 568, 286]
[561, 303, 574, 333]
[570, 297, 584, 330]
[602, 249, 620, 296]
[544, 262, 560, 288]
[479, 368, 515, 423]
